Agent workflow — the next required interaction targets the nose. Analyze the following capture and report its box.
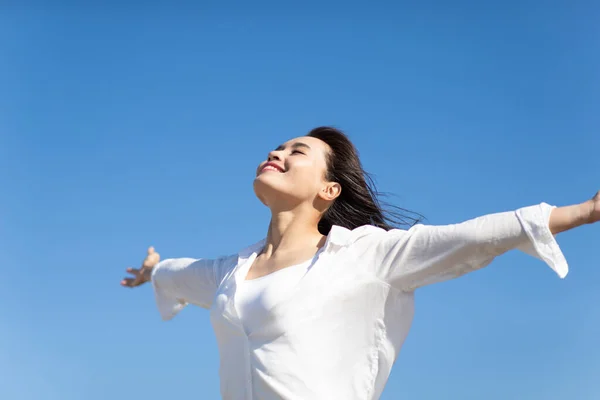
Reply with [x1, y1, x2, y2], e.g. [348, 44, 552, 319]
[267, 150, 283, 162]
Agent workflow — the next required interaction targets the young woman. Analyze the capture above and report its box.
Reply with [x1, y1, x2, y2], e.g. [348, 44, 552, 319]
[122, 126, 598, 400]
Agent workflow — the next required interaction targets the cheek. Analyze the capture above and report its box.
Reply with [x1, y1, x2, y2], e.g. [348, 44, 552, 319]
[290, 166, 325, 191]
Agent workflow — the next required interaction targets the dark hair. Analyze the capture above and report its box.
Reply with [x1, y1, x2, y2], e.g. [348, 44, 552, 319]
[308, 126, 423, 235]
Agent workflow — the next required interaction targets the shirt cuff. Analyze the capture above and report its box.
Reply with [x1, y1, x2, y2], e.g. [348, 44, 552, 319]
[151, 260, 187, 321]
[516, 203, 569, 278]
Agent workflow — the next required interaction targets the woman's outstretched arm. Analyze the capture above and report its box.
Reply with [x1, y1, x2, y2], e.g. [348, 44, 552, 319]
[362, 191, 599, 291]
[121, 247, 238, 320]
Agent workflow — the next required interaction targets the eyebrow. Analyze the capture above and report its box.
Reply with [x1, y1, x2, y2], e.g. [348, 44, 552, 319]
[274, 142, 311, 151]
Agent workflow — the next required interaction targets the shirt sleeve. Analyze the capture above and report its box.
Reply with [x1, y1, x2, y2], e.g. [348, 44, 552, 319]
[365, 203, 568, 291]
[151, 255, 237, 320]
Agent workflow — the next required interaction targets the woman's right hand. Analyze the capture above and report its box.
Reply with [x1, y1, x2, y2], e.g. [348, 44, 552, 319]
[121, 246, 161, 288]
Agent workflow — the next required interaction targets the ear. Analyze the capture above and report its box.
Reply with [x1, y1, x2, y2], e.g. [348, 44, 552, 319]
[318, 182, 341, 202]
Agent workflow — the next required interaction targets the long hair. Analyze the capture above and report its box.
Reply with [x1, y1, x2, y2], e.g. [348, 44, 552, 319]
[308, 126, 423, 235]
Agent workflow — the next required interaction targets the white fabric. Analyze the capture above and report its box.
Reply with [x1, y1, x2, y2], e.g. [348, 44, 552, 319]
[235, 258, 315, 334]
[151, 203, 568, 400]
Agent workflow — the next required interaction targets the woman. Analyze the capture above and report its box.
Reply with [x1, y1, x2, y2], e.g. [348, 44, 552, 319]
[122, 126, 598, 400]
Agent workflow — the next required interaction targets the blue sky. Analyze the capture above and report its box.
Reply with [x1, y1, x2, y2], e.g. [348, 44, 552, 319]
[1, 2, 599, 399]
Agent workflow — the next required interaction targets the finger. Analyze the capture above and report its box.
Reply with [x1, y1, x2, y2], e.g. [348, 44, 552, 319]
[121, 278, 136, 287]
[126, 267, 141, 276]
[147, 246, 155, 255]
[143, 253, 160, 267]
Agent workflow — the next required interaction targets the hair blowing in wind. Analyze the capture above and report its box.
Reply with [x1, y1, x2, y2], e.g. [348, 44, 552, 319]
[308, 126, 423, 235]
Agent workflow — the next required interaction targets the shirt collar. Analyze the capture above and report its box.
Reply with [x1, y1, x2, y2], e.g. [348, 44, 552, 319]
[238, 225, 355, 260]
[237, 238, 266, 261]
[326, 225, 354, 247]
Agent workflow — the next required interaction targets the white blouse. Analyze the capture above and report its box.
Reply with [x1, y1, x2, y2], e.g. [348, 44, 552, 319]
[235, 257, 317, 334]
[151, 203, 568, 400]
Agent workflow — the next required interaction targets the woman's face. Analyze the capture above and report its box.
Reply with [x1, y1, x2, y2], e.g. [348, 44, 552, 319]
[253, 136, 339, 209]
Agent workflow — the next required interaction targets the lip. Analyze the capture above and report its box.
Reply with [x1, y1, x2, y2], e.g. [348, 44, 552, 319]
[261, 162, 285, 173]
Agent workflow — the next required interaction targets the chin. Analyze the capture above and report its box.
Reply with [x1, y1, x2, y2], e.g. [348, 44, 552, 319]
[253, 176, 278, 206]
[253, 177, 299, 209]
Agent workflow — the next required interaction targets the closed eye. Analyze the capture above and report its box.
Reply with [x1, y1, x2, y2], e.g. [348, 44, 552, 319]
[291, 150, 305, 155]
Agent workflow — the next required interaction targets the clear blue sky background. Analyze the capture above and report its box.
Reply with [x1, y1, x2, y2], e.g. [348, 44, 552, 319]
[1, 2, 599, 399]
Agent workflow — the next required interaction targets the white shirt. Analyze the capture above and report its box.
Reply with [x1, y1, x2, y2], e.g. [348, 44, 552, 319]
[235, 257, 316, 333]
[151, 203, 568, 400]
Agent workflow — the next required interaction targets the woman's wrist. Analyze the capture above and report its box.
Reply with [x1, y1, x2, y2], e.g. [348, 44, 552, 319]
[141, 265, 154, 284]
[582, 199, 596, 224]
[549, 201, 594, 234]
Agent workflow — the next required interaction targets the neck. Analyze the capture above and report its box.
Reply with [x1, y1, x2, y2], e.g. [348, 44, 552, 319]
[263, 208, 325, 257]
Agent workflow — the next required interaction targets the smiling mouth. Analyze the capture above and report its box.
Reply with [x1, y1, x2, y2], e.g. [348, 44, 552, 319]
[262, 166, 282, 173]
[261, 163, 285, 173]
